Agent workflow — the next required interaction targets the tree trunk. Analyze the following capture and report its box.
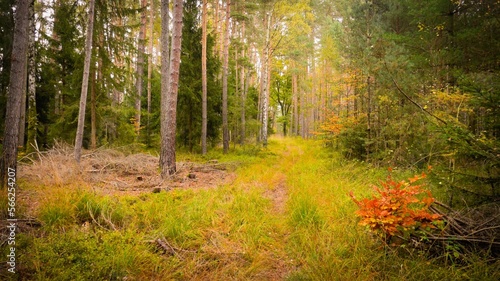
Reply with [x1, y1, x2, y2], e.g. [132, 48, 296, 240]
[160, 0, 170, 177]
[135, 0, 148, 137]
[18, 60, 27, 148]
[90, 68, 97, 150]
[292, 71, 298, 136]
[1, 0, 30, 187]
[222, 0, 231, 153]
[240, 20, 246, 145]
[26, 0, 37, 153]
[147, 0, 154, 142]
[160, 0, 183, 177]
[261, 12, 271, 147]
[74, 0, 95, 163]
[201, 0, 208, 155]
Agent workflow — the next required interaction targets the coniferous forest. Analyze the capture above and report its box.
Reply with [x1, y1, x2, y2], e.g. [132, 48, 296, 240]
[1, 0, 499, 280]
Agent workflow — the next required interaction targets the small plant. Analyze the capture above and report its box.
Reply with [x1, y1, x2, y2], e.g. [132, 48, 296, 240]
[349, 169, 442, 244]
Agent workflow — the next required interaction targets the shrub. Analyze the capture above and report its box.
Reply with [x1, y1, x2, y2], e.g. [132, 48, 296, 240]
[349, 169, 442, 243]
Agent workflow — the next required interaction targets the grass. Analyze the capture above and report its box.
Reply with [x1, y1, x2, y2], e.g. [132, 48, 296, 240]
[2, 137, 499, 280]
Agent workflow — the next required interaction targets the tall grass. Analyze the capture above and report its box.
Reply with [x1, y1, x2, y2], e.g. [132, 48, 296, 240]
[7, 137, 499, 280]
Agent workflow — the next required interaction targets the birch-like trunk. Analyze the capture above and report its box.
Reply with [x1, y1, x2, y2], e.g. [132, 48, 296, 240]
[261, 12, 271, 147]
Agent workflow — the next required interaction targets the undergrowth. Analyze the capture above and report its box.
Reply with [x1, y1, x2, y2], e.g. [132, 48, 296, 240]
[2, 137, 498, 280]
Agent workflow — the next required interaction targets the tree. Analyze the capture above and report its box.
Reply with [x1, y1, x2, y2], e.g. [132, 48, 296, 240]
[1, 0, 30, 187]
[26, 0, 37, 153]
[222, 0, 231, 153]
[160, 0, 184, 177]
[201, 0, 208, 155]
[260, 11, 271, 146]
[74, 0, 95, 163]
[159, 0, 170, 177]
[135, 0, 148, 136]
[146, 0, 154, 142]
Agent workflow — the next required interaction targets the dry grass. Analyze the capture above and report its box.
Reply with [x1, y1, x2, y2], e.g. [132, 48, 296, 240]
[7, 138, 499, 280]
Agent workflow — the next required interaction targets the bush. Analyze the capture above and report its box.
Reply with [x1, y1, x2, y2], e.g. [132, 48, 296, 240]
[349, 169, 442, 244]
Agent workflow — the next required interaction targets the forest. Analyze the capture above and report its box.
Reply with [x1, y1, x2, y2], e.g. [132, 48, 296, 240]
[0, 0, 499, 279]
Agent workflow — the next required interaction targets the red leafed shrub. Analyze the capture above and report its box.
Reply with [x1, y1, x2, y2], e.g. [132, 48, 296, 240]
[349, 170, 442, 242]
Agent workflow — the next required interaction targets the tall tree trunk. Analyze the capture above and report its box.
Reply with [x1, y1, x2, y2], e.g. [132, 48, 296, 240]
[74, 0, 95, 163]
[18, 69, 27, 148]
[147, 0, 154, 142]
[26, 0, 37, 153]
[160, 0, 183, 177]
[160, 0, 170, 177]
[221, 0, 231, 153]
[135, 0, 148, 137]
[1, 0, 30, 187]
[90, 68, 97, 149]
[53, 0, 61, 116]
[261, 12, 271, 147]
[240, 20, 246, 145]
[292, 71, 298, 136]
[201, 0, 208, 155]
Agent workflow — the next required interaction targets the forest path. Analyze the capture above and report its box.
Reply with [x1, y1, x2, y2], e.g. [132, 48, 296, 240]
[219, 136, 387, 280]
[222, 136, 334, 280]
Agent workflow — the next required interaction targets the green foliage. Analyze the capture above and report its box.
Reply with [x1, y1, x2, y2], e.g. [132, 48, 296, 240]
[176, 0, 221, 151]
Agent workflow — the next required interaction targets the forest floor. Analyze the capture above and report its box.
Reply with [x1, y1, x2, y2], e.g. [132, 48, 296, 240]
[3, 137, 500, 280]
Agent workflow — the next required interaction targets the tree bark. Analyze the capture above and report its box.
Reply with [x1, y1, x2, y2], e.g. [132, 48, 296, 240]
[1, 0, 30, 187]
[26, 0, 37, 153]
[261, 12, 271, 147]
[222, 0, 231, 153]
[74, 0, 95, 163]
[90, 67, 97, 150]
[160, 0, 183, 177]
[240, 20, 246, 145]
[201, 0, 208, 155]
[135, 0, 148, 137]
[147, 0, 154, 141]
[160, 0, 170, 177]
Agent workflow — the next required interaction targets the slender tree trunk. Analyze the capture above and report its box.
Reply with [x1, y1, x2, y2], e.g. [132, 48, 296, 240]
[214, 0, 220, 57]
[147, 0, 154, 142]
[135, 0, 148, 137]
[160, 0, 183, 177]
[160, 0, 170, 177]
[201, 0, 208, 155]
[222, 0, 231, 153]
[292, 71, 298, 136]
[261, 12, 271, 147]
[1, 0, 30, 187]
[90, 68, 97, 149]
[74, 0, 95, 163]
[240, 21, 246, 145]
[27, 0, 37, 153]
[53, 0, 61, 116]
[18, 62, 27, 148]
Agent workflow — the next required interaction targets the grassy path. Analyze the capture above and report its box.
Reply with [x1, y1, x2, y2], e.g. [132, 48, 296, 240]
[9, 137, 499, 280]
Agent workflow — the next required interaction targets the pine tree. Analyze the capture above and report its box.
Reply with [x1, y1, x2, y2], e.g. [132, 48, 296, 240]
[1, 0, 30, 187]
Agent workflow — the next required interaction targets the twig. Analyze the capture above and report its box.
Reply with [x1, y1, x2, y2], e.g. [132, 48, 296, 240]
[383, 62, 448, 125]
[468, 225, 500, 237]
